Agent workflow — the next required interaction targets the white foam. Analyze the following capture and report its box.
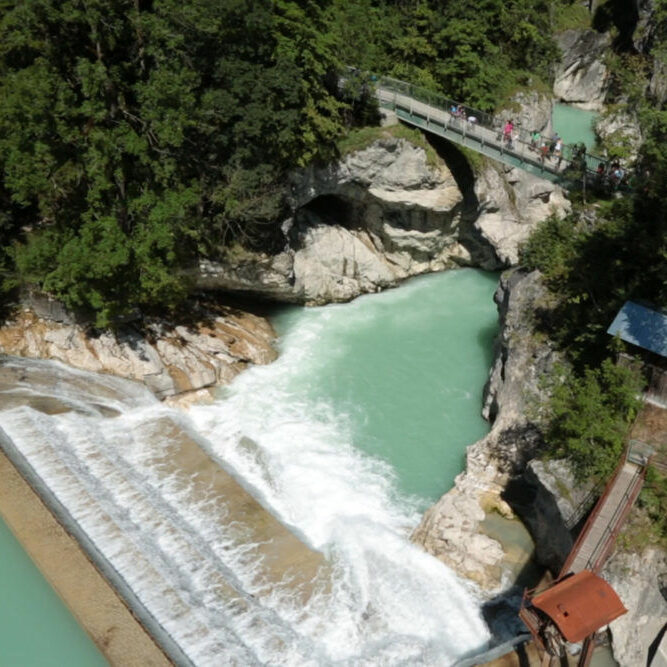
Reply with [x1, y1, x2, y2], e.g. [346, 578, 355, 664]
[0, 284, 492, 664]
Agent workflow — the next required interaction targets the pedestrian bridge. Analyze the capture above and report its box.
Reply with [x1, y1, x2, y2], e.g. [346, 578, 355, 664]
[372, 76, 610, 190]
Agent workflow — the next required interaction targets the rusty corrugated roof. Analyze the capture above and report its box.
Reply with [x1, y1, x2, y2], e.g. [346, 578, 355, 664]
[531, 570, 627, 643]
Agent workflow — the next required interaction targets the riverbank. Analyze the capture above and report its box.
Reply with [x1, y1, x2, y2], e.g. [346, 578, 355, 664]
[0, 450, 170, 666]
[0, 270, 496, 665]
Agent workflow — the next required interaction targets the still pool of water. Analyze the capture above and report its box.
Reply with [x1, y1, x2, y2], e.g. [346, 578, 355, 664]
[552, 103, 598, 150]
[0, 516, 107, 667]
[270, 268, 499, 505]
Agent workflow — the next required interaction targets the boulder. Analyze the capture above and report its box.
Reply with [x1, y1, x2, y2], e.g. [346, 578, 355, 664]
[292, 225, 395, 304]
[604, 547, 667, 667]
[468, 164, 571, 268]
[0, 308, 276, 399]
[554, 30, 611, 109]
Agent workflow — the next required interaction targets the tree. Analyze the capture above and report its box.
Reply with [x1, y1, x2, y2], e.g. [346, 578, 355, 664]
[545, 360, 642, 481]
[0, 0, 345, 325]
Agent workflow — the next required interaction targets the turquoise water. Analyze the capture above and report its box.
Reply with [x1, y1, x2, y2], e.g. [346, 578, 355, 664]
[0, 516, 107, 667]
[552, 103, 598, 150]
[0, 268, 498, 664]
[271, 269, 499, 504]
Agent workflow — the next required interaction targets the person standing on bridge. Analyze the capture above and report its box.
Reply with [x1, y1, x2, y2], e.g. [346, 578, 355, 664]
[554, 136, 563, 167]
[540, 139, 550, 163]
[503, 120, 513, 145]
[530, 130, 541, 151]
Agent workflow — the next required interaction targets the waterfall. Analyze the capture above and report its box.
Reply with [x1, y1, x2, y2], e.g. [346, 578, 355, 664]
[0, 273, 496, 665]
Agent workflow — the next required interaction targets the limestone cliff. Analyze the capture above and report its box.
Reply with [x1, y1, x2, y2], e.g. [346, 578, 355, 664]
[553, 29, 611, 109]
[412, 267, 666, 666]
[0, 134, 571, 396]
[0, 305, 276, 399]
[198, 137, 571, 304]
[604, 547, 667, 666]
[412, 269, 560, 590]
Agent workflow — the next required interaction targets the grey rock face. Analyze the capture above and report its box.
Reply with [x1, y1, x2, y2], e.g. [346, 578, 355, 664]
[503, 460, 584, 575]
[198, 138, 570, 304]
[554, 30, 611, 109]
[604, 548, 667, 667]
[596, 109, 644, 162]
[0, 308, 276, 398]
[412, 270, 559, 591]
[635, 0, 657, 54]
[650, 57, 667, 106]
[200, 138, 469, 304]
[470, 165, 570, 269]
[198, 253, 297, 302]
[504, 90, 554, 134]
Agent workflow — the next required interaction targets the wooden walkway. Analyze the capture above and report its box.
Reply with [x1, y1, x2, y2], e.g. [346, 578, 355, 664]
[560, 459, 646, 576]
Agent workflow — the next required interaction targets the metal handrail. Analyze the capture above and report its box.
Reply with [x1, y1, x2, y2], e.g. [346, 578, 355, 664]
[377, 76, 604, 174]
[580, 464, 645, 572]
[564, 481, 604, 530]
[353, 69, 635, 191]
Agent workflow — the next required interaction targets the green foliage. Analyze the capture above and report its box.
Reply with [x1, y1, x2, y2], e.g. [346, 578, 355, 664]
[520, 108, 667, 362]
[0, 0, 346, 324]
[325, 0, 566, 112]
[337, 126, 388, 156]
[638, 466, 667, 545]
[524, 108, 667, 540]
[604, 52, 651, 109]
[544, 360, 643, 481]
[553, 2, 591, 32]
[521, 214, 581, 288]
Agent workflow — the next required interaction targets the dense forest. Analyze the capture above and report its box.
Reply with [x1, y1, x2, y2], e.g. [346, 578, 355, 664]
[1, 0, 599, 325]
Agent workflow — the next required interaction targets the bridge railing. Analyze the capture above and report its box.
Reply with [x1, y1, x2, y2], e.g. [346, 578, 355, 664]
[373, 74, 629, 189]
[580, 463, 646, 573]
[564, 480, 604, 530]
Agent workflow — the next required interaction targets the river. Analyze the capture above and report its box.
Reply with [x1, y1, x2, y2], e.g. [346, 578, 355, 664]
[0, 268, 498, 665]
[552, 103, 598, 150]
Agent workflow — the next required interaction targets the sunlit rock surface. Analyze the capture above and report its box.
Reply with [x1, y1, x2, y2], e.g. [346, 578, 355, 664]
[469, 164, 571, 269]
[604, 547, 667, 667]
[0, 307, 276, 398]
[554, 29, 611, 109]
[199, 137, 570, 304]
[412, 269, 559, 591]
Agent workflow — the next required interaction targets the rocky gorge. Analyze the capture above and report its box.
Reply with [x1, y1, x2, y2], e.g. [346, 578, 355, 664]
[0, 125, 663, 665]
[0, 132, 570, 394]
[1, 18, 666, 663]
